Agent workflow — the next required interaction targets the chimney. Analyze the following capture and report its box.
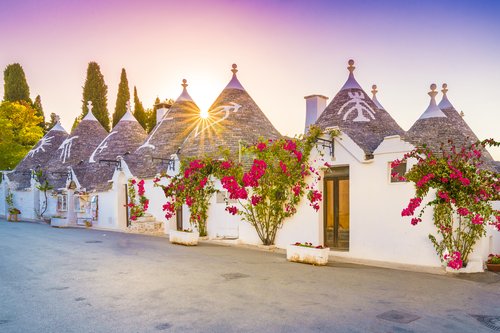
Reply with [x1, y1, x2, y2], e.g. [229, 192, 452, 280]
[154, 101, 173, 125]
[304, 95, 328, 133]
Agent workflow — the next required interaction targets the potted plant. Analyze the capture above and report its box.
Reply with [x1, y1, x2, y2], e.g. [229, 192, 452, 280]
[169, 228, 200, 246]
[486, 254, 500, 272]
[286, 242, 330, 266]
[51, 215, 69, 228]
[8, 207, 21, 222]
[84, 220, 92, 228]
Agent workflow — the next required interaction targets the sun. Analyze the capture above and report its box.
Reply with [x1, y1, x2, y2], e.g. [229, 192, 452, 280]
[199, 110, 209, 119]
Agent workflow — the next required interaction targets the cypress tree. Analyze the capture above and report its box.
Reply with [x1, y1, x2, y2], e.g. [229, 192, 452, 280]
[133, 86, 148, 130]
[3, 63, 31, 103]
[147, 96, 161, 132]
[45, 112, 59, 131]
[80, 61, 110, 131]
[112, 68, 130, 128]
[33, 95, 46, 132]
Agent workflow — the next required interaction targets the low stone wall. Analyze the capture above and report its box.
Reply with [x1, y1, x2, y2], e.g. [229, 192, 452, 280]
[127, 215, 164, 236]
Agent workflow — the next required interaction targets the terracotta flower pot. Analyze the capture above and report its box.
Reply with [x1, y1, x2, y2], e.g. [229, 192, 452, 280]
[486, 263, 500, 272]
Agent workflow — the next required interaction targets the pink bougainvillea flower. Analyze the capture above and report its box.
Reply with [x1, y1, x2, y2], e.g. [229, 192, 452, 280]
[256, 142, 267, 151]
[457, 207, 470, 216]
[186, 196, 194, 207]
[279, 160, 287, 174]
[471, 214, 484, 225]
[225, 206, 238, 215]
[220, 161, 233, 170]
[294, 150, 303, 162]
[410, 217, 422, 225]
[251, 195, 262, 206]
[283, 140, 296, 151]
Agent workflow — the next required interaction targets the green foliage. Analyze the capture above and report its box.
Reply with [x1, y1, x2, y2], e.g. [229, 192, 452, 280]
[35, 169, 53, 218]
[3, 63, 31, 103]
[0, 101, 44, 169]
[133, 86, 148, 131]
[71, 116, 80, 133]
[45, 112, 59, 132]
[156, 126, 330, 243]
[112, 68, 130, 128]
[33, 95, 46, 132]
[397, 139, 500, 268]
[80, 61, 110, 131]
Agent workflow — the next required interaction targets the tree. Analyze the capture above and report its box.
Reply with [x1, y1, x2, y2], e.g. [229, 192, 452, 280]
[0, 101, 44, 169]
[3, 63, 31, 103]
[45, 112, 59, 132]
[112, 68, 130, 127]
[155, 126, 335, 242]
[71, 116, 81, 133]
[145, 96, 161, 133]
[33, 95, 46, 131]
[80, 62, 110, 131]
[133, 86, 148, 130]
[396, 139, 500, 269]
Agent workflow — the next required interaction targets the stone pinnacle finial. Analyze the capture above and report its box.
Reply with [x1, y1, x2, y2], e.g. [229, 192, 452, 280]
[231, 63, 238, 75]
[441, 83, 448, 95]
[55, 115, 60, 123]
[347, 59, 355, 73]
[182, 79, 188, 88]
[126, 100, 131, 112]
[87, 100, 93, 113]
[428, 83, 438, 99]
[371, 84, 378, 96]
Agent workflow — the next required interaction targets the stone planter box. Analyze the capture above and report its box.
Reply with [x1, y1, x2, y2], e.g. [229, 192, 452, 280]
[486, 263, 500, 272]
[286, 245, 330, 266]
[169, 230, 199, 246]
[51, 217, 69, 228]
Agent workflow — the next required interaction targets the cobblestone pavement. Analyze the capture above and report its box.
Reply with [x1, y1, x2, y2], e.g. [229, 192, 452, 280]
[1, 220, 499, 333]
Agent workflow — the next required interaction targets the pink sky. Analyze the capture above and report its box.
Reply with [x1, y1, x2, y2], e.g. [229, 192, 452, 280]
[1, 0, 499, 159]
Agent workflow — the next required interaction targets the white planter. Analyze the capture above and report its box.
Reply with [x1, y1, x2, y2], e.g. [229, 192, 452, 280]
[286, 245, 330, 266]
[169, 230, 199, 246]
[445, 256, 484, 273]
[51, 217, 69, 228]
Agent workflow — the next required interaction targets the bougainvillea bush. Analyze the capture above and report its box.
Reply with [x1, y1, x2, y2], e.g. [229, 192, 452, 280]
[394, 139, 500, 269]
[155, 159, 218, 237]
[155, 126, 337, 244]
[127, 179, 149, 221]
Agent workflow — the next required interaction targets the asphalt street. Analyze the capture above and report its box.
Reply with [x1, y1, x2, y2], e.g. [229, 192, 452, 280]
[0, 220, 499, 333]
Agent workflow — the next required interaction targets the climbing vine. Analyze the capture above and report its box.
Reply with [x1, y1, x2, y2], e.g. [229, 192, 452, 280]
[155, 125, 338, 244]
[127, 179, 149, 221]
[394, 139, 500, 269]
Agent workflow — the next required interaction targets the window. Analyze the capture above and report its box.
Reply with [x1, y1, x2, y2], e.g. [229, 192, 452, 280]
[390, 162, 407, 183]
[57, 194, 67, 212]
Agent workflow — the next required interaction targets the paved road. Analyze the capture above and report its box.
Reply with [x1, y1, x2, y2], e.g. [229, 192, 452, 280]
[0, 220, 499, 333]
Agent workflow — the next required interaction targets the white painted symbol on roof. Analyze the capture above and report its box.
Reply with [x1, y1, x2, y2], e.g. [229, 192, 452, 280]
[27, 136, 54, 157]
[137, 117, 174, 151]
[193, 102, 241, 138]
[58, 136, 79, 163]
[338, 92, 375, 122]
[89, 131, 118, 163]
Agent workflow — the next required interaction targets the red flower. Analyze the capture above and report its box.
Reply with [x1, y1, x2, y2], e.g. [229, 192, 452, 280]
[251, 195, 262, 206]
[457, 207, 470, 216]
[186, 196, 194, 207]
[221, 161, 232, 169]
[256, 142, 267, 151]
[279, 160, 287, 174]
[410, 218, 422, 225]
[283, 140, 296, 151]
[226, 206, 238, 215]
[471, 214, 484, 225]
[292, 184, 301, 196]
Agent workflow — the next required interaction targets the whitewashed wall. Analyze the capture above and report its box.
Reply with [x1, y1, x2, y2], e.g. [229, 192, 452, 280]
[491, 201, 500, 254]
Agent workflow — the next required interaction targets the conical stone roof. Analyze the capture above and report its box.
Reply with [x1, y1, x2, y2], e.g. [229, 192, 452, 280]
[45, 103, 108, 189]
[180, 64, 281, 158]
[405, 83, 497, 170]
[9, 121, 68, 190]
[315, 60, 404, 157]
[80, 104, 148, 191]
[132, 79, 202, 178]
